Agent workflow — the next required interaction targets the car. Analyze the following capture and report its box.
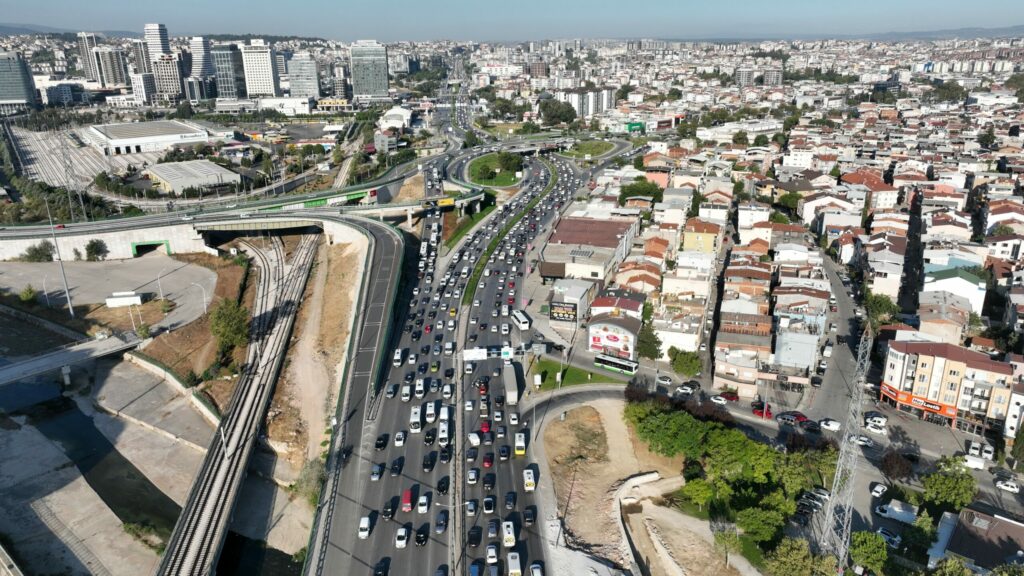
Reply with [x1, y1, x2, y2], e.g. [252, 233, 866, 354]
[482, 496, 496, 514]
[395, 527, 409, 549]
[710, 395, 728, 406]
[531, 563, 543, 576]
[523, 506, 536, 526]
[468, 468, 479, 484]
[505, 491, 516, 510]
[486, 544, 499, 564]
[811, 488, 831, 501]
[483, 453, 494, 468]
[435, 510, 448, 534]
[865, 422, 888, 436]
[720, 391, 739, 402]
[656, 375, 674, 386]
[370, 463, 384, 481]
[480, 420, 491, 433]
[466, 500, 477, 516]
[810, 376, 823, 388]
[415, 525, 429, 546]
[423, 453, 435, 473]
[820, 418, 841, 431]
[390, 459, 402, 477]
[375, 434, 388, 451]
[871, 483, 888, 498]
[418, 495, 430, 514]
[494, 410, 504, 422]
[382, 500, 394, 520]
[498, 445, 511, 460]
[440, 445, 452, 463]
[386, 384, 398, 399]
[465, 400, 474, 411]
[849, 434, 874, 447]
[437, 476, 450, 496]
[488, 518, 500, 539]
[424, 429, 436, 445]
[358, 516, 371, 539]
[509, 412, 519, 425]
[800, 420, 822, 434]
[996, 479, 1021, 494]
[877, 527, 902, 549]
[395, 431, 406, 446]
[753, 406, 773, 419]
[467, 526, 482, 548]
[983, 444, 996, 461]
[466, 447, 478, 462]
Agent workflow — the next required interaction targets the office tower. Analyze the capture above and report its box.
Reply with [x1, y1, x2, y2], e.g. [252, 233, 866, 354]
[130, 39, 151, 73]
[734, 67, 756, 87]
[275, 53, 288, 77]
[288, 52, 320, 98]
[152, 53, 183, 100]
[92, 46, 129, 87]
[177, 50, 192, 82]
[0, 51, 38, 114]
[184, 76, 209, 103]
[211, 43, 246, 99]
[189, 37, 214, 78]
[349, 40, 389, 102]
[763, 67, 783, 86]
[130, 72, 156, 104]
[76, 32, 100, 81]
[241, 40, 280, 97]
[144, 23, 170, 62]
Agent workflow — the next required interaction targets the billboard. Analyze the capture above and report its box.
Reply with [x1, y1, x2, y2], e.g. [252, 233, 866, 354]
[549, 301, 578, 323]
[438, 197, 455, 207]
[462, 347, 489, 361]
[626, 122, 645, 133]
[588, 322, 637, 361]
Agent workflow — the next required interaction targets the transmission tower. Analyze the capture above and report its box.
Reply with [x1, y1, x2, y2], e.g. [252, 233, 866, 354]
[59, 126, 88, 222]
[818, 323, 874, 568]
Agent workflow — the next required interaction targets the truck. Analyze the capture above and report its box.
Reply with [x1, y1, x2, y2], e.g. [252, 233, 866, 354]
[823, 344, 833, 358]
[874, 499, 918, 525]
[503, 363, 519, 407]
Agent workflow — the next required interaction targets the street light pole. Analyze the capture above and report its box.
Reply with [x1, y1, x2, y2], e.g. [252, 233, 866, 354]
[45, 199, 75, 318]
[157, 266, 169, 300]
[191, 282, 208, 314]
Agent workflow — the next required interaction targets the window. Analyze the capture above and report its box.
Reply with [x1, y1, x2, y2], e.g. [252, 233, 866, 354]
[920, 363, 928, 368]
[948, 383, 957, 391]
[949, 370, 959, 377]
[919, 375, 927, 382]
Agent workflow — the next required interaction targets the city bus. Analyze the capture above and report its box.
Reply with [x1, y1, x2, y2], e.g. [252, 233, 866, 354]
[511, 310, 531, 331]
[507, 552, 522, 576]
[514, 432, 526, 456]
[594, 354, 639, 376]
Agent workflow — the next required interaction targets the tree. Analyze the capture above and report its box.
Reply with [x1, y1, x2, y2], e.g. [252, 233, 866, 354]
[830, 164, 842, 179]
[777, 191, 803, 211]
[667, 87, 682, 100]
[538, 100, 576, 125]
[496, 151, 523, 173]
[615, 85, 634, 103]
[618, 178, 663, 206]
[736, 506, 784, 542]
[85, 239, 109, 261]
[713, 529, 741, 567]
[732, 131, 749, 145]
[880, 449, 913, 481]
[137, 323, 151, 339]
[19, 284, 37, 303]
[516, 122, 541, 135]
[753, 134, 769, 147]
[209, 299, 250, 351]
[769, 211, 791, 224]
[670, 348, 702, 377]
[978, 125, 996, 149]
[923, 456, 978, 509]
[175, 101, 194, 119]
[765, 537, 813, 576]
[865, 291, 900, 329]
[993, 565, 1024, 576]
[932, 557, 974, 576]
[849, 531, 888, 575]
[636, 323, 662, 360]
[19, 240, 54, 262]
[904, 509, 937, 551]
[680, 478, 714, 511]
[991, 223, 1016, 237]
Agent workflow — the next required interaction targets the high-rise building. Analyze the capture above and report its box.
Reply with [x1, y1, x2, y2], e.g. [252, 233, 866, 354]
[211, 43, 247, 99]
[76, 32, 100, 81]
[130, 72, 156, 104]
[734, 67, 756, 87]
[152, 53, 183, 101]
[0, 51, 38, 114]
[144, 23, 170, 62]
[350, 40, 389, 103]
[184, 76, 211, 103]
[130, 39, 151, 74]
[241, 40, 280, 97]
[275, 53, 288, 77]
[189, 37, 214, 78]
[527, 62, 549, 77]
[288, 52, 320, 99]
[763, 67, 783, 86]
[92, 46, 129, 87]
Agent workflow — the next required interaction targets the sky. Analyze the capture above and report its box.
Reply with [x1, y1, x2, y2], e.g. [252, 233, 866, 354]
[6, 0, 1024, 41]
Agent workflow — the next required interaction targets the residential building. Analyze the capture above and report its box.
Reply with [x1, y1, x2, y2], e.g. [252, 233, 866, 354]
[289, 52, 320, 99]
[151, 53, 183, 101]
[929, 508, 1024, 573]
[130, 39, 150, 74]
[241, 40, 280, 97]
[734, 67, 756, 87]
[0, 51, 38, 114]
[917, 290, 972, 345]
[91, 46, 128, 87]
[922, 268, 986, 316]
[350, 40, 389, 103]
[130, 72, 156, 105]
[189, 37, 214, 78]
[76, 32, 100, 81]
[211, 44, 247, 100]
[682, 218, 721, 253]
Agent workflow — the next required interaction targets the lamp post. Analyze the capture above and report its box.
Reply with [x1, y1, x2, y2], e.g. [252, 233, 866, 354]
[45, 198, 74, 318]
[41, 275, 50, 307]
[191, 282, 208, 314]
[157, 266, 169, 300]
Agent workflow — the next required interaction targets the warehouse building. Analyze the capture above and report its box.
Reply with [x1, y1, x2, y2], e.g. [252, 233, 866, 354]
[84, 120, 211, 155]
[144, 159, 241, 194]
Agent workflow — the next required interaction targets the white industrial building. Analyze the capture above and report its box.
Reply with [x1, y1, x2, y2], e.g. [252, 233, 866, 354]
[84, 120, 211, 155]
[144, 159, 242, 194]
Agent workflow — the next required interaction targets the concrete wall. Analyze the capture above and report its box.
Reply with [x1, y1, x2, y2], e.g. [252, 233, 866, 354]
[0, 224, 209, 261]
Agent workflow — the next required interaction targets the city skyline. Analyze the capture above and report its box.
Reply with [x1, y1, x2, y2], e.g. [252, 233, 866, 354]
[4, 0, 1024, 42]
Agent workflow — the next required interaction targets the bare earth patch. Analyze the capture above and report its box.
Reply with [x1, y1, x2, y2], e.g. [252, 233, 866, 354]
[393, 173, 424, 204]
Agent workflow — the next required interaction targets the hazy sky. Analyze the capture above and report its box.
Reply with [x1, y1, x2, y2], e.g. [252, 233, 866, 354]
[7, 0, 1024, 41]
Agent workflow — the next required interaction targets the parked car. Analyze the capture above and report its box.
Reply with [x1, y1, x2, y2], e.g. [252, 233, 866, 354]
[871, 483, 888, 498]
[819, 418, 841, 431]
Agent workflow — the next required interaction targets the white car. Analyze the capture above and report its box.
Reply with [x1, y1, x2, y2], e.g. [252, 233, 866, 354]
[418, 495, 430, 514]
[710, 395, 728, 406]
[470, 316, 478, 325]
[486, 544, 499, 564]
[468, 468, 479, 484]
[655, 375, 673, 386]
[394, 431, 407, 447]
[395, 527, 409, 549]
[442, 384, 453, 399]
[465, 400, 474, 411]
[865, 422, 888, 436]
[849, 434, 874, 447]
[996, 479, 1021, 494]
[871, 483, 888, 498]
[509, 412, 519, 425]
[819, 418, 841, 432]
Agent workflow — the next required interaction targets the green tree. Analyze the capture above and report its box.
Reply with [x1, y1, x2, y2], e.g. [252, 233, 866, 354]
[516, 122, 541, 135]
[19, 240, 55, 262]
[680, 478, 714, 511]
[764, 537, 813, 576]
[713, 529, 741, 568]
[880, 449, 913, 482]
[209, 299, 250, 351]
[85, 239, 109, 261]
[978, 125, 996, 149]
[811, 554, 838, 576]
[732, 131, 749, 145]
[19, 284, 37, 303]
[904, 509, 937, 551]
[830, 164, 842, 178]
[137, 323, 151, 339]
[932, 557, 974, 576]
[753, 134, 769, 147]
[618, 179, 664, 206]
[991, 223, 1016, 237]
[849, 531, 888, 575]
[923, 456, 978, 509]
[736, 506, 784, 542]
[769, 211, 790, 224]
[636, 323, 662, 360]
[667, 87, 682, 100]
[993, 565, 1024, 576]
[615, 85, 634, 103]
[670, 348, 702, 377]
[496, 151, 523, 173]
[538, 100, 576, 125]
[777, 191, 803, 211]
[175, 101, 194, 119]
[865, 291, 900, 329]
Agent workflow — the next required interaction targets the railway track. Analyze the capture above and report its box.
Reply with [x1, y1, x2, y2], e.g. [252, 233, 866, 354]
[157, 233, 319, 575]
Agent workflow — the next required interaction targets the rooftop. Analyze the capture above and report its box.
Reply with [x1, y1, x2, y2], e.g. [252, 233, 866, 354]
[92, 120, 205, 141]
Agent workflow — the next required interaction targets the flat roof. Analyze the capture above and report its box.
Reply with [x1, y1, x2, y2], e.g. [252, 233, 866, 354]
[145, 159, 239, 184]
[92, 120, 205, 141]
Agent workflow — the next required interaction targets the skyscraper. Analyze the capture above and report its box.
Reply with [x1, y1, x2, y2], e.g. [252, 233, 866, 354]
[76, 32, 100, 81]
[152, 53, 183, 101]
[211, 43, 247, 100]
[189, 37, 214, 78]
[91, 46, 129, 87]
[144, 23, 170, 62]
[0, 51, 38, 114]
[288, 52, 320, 99]
[241, 40, 280, 97]
[130, 39, 151, 74]
[130, 72, 156, 104]
[350, 40, 389, 103]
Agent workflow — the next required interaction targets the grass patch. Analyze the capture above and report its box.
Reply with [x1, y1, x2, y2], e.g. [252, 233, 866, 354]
[479, 122, 523, 136]
[444, 191, 497, 249]
[468, 153, 518, 187]
[738, 535, 767, 571]
[561, 140, 614, 159]
[529, 358, 623, 390]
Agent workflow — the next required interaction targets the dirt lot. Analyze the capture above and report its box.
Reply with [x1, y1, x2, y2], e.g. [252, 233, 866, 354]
[393, 173, 424, 204]
[543, 399, 683, 566]
[625, 503, 740, 576]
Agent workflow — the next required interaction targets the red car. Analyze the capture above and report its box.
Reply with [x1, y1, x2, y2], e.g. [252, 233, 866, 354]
[508, 282, 515, 289]
[507, 297, 515, 305]
[720, 392, 739, 402]
[792, 412, 809, 423]
[424, 325, 432, 333]
[480, 420, 491, 434]
[477, 382, 488, 395]
[483, 453, 494, 468]
[753, 406, 773, 419]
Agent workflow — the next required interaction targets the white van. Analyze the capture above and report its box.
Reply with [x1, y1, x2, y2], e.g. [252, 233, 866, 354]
[465, 362, 476, 374]
[393, 349, 404, 367]
[400, 384, 412, 402]
[358, 516, 370, 539]
[415, 379, 426, 399]
[502, 521, 516, 547]
[501, 323, 510, 335]
[439, 420, 449, 446]
[425, 401, 437, 423]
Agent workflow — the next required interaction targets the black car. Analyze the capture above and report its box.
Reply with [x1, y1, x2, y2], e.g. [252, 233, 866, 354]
[439, 445, 452, 464]
[495, 395, 505, 408]
[374, 560, 388, 576]
[467, 526, 482, 548]
[437, 476, 450, 495]
[498, 445, 510, 461]
[375, 434, 387, 451]
[422, 453, 435, 473]
[390, 459, 402, 477]
[800, 420, 821, 434]
[810, 376, 823, 388]
[505, 491, 515, 510]
[415, 525, 429, 546]
[429, 379, 440, 394]
[411, 331, 421, 342]
[837, 335, 847, 344]
[482, 473, 495, 491]
[418, 363, 428, 374]
[523, 506, 535, 526]
[382, 499, 394, 520]
[404, 372, 415, 383]
[466, 447, 478, 462]
[424, 429, 436, 446]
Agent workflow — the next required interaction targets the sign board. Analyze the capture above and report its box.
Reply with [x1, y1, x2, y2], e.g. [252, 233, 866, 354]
[106, 292, 142, 308]
[462, 347, 489, 362]
[533, 374, 542, 388]
[549, 301, 578, 323]
[532, 343, 548, 355]
[438, 197, 456, 207]
[627, 122, 645, 133]
[584, 154, 592, 161]
[501, 346, 514, 361]
[515, 171, 522, 179]
[588, 322, 637, 361]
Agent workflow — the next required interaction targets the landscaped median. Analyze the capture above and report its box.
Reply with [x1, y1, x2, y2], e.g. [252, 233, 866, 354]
[467, 152, 521, 187]
[443, 190, 497, 249]
[560, 139, 614, 159]
[462, 158, 558, 306]
[529, 358, 623, 391]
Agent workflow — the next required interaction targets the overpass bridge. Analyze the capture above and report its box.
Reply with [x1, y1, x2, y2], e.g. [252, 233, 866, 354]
[0, 334, 140, 386]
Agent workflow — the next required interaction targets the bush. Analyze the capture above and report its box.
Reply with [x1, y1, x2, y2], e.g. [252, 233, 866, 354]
[19, 240, 54, 262]
[85, 239, 109, 261]
[184, 370, 201, 388]
[19, 284, 37, 303]
[210, 298, 250, 350]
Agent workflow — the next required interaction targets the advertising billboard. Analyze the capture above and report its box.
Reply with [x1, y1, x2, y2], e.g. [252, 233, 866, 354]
[549, 301, 578, 323]
[588, 322, 637, 361]
[626, 122, 645, 133]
